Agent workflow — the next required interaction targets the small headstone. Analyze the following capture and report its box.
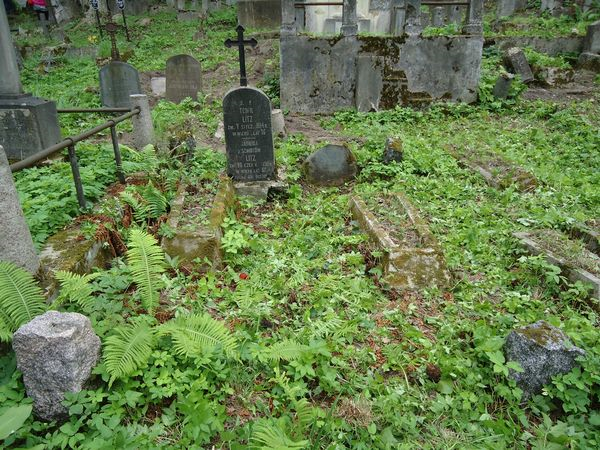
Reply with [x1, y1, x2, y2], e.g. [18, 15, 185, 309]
[383, 137, 403, 164]
[578, 52, 600, 72]
[492, 72, 514, 99]
[497, 0, 517, 18]
[151, 76, 166, 96]
[504, 47, 534, 83]
[271, 109, 285, 137]
[504, 320, 585, 398]
[432, 7, 445, 27]
[166, 54, 202, 104]
[583, 20, 600, 54]
[223, 86, 275, 181]
[99, 61, 141, 108]
[303, 144, 357, 186]
[13, 311, 101, 421]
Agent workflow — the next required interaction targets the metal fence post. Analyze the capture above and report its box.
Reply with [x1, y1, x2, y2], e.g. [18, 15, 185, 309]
[110, 124, 126, 183]
[67, 144, 87, 209]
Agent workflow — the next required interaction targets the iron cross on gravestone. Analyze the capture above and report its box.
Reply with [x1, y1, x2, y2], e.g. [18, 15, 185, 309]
[224, 25, 257, 87]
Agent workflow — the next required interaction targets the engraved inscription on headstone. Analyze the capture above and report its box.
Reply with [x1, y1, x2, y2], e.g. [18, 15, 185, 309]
[99, 61, 141, 108]
[166, 54, 202, 104]
[223, 87, 275, 182]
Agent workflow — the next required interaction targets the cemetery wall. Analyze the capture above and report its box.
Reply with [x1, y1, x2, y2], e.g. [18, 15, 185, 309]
[280, 34, 483, 114]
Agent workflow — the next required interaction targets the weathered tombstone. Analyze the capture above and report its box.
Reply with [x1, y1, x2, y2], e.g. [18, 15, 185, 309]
[0, 146, 40, 274]
[504, 321, 585, 398]
[383, 137, 403, 164]
[99, 61, 142, 108]
[0, 1, 61, 161]
[583, 20, 600, 54]
[497, 0, 517, 19]
[223, 86, 275, 182]
[13, 311, 101, 421]
[492, 72, 514, 99]
[166, 54, 202, 103]
[303, 144, 357, 186]
[504, 47, 534, 83]
[432, 6, 445, 27]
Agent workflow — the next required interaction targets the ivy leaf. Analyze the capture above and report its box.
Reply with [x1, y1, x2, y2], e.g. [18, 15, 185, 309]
[437, 380, 454, 394]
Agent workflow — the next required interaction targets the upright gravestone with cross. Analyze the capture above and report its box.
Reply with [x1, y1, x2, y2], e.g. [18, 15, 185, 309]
[223, 25, 276, 187]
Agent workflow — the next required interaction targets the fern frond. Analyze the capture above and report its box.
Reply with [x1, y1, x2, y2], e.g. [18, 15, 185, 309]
[103, 321, 154, 386]
[0, 261, 46, 332]
[293, 399, 318, 429]
[51, 271, 98, 312]
[263, 339, 308, 362]
[158, 313, 238, 359]
[0, 309, 14, 342]
[250, 421, 308, 450]
[141, 183, 168, 219]
[126, 229, 165, 313]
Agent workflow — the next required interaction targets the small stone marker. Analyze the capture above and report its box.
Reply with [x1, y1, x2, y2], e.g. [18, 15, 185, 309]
[223, 86, 275, 181]
[166, 54, 202, 103]
[99, 61, 142, 108]
[583, 20, 600, 54]
[504, 47, 534, 83]
[304, 144, 357, 186]
[382, 137, 403, 164]
[504, 320, 585, 399]
[492, 72, 514, 99]
[13, 311, 101, 421]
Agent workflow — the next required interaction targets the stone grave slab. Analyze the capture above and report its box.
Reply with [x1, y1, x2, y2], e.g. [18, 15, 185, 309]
[504, 47, 534, 83]
[99, 61, 142, 108]
[166, 54, 202, 103]
[303, 144, 357, 186]
[223, 86, 275, 182]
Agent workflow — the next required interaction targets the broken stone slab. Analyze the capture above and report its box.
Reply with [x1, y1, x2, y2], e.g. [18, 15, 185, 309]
[504, 47, 534, 83]
[514, 230, 600, 301]
[504, 320, 585, 398]
[161, 176, 235, 267]
[382, 137, 403, 164]
[538, 67, 574, 87]
[303, 144, 357, 186]
[349, 193, 451, 291]
[12, 311, 101, 422]
[234, 180, 288, 202]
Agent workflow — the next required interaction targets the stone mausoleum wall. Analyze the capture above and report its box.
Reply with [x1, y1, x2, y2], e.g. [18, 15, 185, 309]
[281, 34, 483, 113]
[280, 0, 484, 114]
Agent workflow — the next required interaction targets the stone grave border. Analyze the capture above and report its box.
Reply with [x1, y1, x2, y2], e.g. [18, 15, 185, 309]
[36, 173, 149, 301]
[568, 222, 600, 255]
[447, 147, 538, 192]
[514, 231, 600, 302]
[161, 176, 235, 268]
[349, 192, 451, 290]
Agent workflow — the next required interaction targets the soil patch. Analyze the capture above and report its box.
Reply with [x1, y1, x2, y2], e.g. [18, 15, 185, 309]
[522, 70, 600, 104]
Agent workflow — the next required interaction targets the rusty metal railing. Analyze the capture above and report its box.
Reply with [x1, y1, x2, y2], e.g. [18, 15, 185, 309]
[10, 107, 140, 209]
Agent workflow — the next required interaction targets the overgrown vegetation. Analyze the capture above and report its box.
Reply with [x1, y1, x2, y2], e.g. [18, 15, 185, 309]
[1, 4, 599, 449]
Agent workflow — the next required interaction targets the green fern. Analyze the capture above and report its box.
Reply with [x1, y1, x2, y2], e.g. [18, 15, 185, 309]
[50, 271, 98, 312]
[126, 229, 166, 313]
[250, 421, 308, 450]
[0, 261, 46, 339]
[263, 339, 309, 362]
[158, 313, 238, 359]
[0, 309, 13, 343]
[103, 320, 155, 386]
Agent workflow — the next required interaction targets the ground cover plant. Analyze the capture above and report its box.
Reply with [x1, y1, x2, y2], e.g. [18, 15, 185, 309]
[1, 4, 600, 449]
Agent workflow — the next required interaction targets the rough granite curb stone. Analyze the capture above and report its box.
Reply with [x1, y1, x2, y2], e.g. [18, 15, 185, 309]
[12, 311, 101, 422]
[161, 176, 235, 267]
[350, 193, 451, 290]
[504, 321, 585, 398]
